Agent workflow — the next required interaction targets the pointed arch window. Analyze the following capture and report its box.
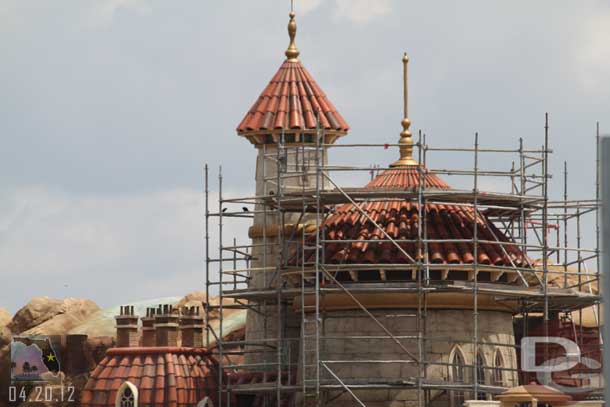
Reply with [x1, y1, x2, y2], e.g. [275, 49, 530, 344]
[476, 352, 486, 386]
[115, 381, 138, 407]
[475, 352, 487, 400]
[493, 349, 505, 386]
[452, 350, 466, 383]
[449, 346, 466, 407]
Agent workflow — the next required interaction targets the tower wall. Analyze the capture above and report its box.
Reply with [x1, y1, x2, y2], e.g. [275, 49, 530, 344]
[244, 144, 327, 369]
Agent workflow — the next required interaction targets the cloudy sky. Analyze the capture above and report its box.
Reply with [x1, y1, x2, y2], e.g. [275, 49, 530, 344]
[1, 0, 609, 312]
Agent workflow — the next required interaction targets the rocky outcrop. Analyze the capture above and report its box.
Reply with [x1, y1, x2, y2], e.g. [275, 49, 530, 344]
[68, 296, 182, 337]
[0, 308, 11, 329]
[8, 297, 99, 335]
[0, 344, 10, 407]
[176, 291, 207, 309]
[22, 300, 100, 336]
[0, 308, 12, 406]
[8, 297, 64, 333]
[176, 291, 236, 319]
[0, 326, 11, 350]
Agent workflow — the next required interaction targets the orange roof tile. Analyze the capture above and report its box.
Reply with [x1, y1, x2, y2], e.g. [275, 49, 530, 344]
[81, 347, 220, 407]
[296, 166, 530, 277]
[237, 60, 349, 136]
[364, 167, 450, 190]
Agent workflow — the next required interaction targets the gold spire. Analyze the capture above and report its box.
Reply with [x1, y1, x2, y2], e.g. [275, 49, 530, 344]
[390, 52, 418, 167]
[285, 11, 300, 61]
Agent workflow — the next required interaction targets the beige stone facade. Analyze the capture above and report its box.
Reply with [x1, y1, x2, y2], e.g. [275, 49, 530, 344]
[314, 309, 518, 406]
[244, 145, 326, 368]
[242, 147, 522, 405]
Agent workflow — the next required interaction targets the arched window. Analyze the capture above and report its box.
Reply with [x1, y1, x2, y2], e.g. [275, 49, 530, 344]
[115, 381, 138, 407]
[449, 346, 466, 407]
[493, 349, 504, 386]
[475, 352, 487, 400]
[452, 351, 466, 383]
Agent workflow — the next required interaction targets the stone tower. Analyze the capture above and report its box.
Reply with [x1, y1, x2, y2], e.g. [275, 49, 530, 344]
[235, 11, 349, 368]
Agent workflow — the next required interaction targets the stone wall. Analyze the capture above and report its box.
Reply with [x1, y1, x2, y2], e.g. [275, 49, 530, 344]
[244, 145, 327, 369]
[310, 309, 518, 407]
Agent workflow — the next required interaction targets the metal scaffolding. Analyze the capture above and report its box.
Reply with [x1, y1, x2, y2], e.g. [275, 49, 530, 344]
[204, 116, 602, 406]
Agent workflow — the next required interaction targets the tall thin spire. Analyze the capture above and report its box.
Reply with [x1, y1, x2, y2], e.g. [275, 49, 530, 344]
[390, 52, 417, 167]
[285, 8, 300, 61]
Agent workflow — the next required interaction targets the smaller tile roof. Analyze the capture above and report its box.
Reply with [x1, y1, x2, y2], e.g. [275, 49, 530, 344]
[364, 167, 450, 190]
[81, 347, 220, 407]
[237, 60, 349, 136]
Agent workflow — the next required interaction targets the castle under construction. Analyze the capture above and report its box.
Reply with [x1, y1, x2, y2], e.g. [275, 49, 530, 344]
[202, 9, 603, 407]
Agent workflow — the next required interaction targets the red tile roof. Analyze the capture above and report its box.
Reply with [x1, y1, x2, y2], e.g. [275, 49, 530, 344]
[237, 60, 349, 136]
[81, 347, 220, 407]
[364, 167, 450, 190]
[323, 200, 527, 267]
[298, 166, 530, 274]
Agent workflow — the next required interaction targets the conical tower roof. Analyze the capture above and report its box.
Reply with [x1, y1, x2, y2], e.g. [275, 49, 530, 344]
[237, 12, 349, 145]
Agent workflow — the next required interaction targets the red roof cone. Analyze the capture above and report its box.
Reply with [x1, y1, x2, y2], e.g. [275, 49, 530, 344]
[237, 12, 349, 145]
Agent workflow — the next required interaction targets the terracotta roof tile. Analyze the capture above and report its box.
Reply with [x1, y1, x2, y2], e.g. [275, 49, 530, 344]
[81, 347, 221, 407]
[294, 166, 530, 277]
[237, 60, 349, 135]
[140, 389, 152, 404]
[92, 390, 107, 406]
[127, 356, 142, 378]
[365, 167, 450, 190]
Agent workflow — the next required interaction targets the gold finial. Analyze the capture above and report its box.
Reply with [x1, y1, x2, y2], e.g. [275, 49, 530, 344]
[285, 11, 300, 61]
[390, 52, 418, 167]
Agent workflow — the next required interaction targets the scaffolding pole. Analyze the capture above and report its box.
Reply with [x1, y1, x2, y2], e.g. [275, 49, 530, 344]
[203, 123, 602, 406]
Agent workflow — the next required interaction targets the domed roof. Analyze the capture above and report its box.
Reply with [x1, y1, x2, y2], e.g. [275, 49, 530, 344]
[317, 166, 529, 271]
[80, 347, 220, 407]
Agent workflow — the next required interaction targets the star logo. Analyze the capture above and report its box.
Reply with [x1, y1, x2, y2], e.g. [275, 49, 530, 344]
[46, 353, 56, 362]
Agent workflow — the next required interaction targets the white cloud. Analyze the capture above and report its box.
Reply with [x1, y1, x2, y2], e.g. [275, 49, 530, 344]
[292, 0, 392, 22]
[0, 187, 248, 312]
[84, 0, 151, 29]
[297, 0, 324, 15]
[575, 11, 610, 92]
[333, 0, 392, 23]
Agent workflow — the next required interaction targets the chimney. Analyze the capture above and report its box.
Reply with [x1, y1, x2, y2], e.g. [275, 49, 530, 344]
[180, 306, 204, 348]
[115, 305, 139, 348]
[154, 304, 179, 347]
[65, 334, 91, 374]
[140, 307, 156, 347]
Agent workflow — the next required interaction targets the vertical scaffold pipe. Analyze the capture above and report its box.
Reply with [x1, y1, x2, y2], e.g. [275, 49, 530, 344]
[600, 135, 610, 403]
